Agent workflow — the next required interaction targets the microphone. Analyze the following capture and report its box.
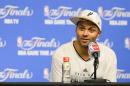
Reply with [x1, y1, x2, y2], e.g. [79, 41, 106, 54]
[88, 42, 100, 59]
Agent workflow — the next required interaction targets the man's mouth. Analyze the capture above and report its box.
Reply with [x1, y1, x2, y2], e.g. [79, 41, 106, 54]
[81, 38, 90, 43]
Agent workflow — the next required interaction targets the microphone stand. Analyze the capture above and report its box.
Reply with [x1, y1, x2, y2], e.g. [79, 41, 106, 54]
[84, 52, 107, 83]
[93, 52, 99, 79]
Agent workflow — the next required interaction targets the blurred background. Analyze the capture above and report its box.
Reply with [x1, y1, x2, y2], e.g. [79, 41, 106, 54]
[0, 0, 130, 82]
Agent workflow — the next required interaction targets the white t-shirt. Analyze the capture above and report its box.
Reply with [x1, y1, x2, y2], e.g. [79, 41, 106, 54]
[49, 41, 117, 82]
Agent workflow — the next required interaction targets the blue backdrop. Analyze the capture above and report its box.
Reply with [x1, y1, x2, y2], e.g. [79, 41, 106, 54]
[0, 0, 130, 82]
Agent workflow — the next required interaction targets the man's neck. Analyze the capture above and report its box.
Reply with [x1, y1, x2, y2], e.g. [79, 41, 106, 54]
[74, 40, 90, 61]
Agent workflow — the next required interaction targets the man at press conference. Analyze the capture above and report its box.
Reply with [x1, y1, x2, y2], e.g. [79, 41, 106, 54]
[49, 9, 117, 83]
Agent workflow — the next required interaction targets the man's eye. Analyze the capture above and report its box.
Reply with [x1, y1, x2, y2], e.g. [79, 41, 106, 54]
[89, 28, 96, 32]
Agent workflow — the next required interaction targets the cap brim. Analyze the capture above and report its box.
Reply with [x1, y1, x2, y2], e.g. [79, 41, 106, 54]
[71, 17, 95, 25]
[70, 17, 80, 25]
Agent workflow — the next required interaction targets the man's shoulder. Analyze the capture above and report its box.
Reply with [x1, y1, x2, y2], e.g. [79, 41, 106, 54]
[52, 41, 73, 60]
[54, 41, 73, 53]
[57, 41, 73, 49]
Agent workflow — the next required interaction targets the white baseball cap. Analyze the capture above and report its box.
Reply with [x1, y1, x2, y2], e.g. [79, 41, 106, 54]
[70, 10, 102, 31]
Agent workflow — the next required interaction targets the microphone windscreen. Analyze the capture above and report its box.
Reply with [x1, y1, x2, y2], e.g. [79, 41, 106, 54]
[88, 42, 100, 53]
[88, 42, 100, 58]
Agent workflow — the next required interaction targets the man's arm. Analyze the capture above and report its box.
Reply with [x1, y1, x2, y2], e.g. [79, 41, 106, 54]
[104, 50, 117, 82]
[49, 51, 63, 82]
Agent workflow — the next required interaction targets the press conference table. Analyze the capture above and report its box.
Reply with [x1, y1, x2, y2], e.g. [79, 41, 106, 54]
[0, 82, 130, 86]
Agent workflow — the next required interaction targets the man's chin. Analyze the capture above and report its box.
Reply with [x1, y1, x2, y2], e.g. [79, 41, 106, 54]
[81, 42, 89, 47]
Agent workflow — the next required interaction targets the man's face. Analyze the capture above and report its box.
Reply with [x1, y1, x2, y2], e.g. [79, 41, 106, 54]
[76, 20, 100, 47]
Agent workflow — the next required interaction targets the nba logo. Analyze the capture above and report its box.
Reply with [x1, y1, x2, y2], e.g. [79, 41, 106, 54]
[44, 5, 49, 16]
[17, 36, 23, 47]
[125, 37, 130, 50]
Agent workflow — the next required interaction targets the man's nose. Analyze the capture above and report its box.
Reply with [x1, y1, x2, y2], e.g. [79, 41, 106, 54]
[83, 30, 89, 36]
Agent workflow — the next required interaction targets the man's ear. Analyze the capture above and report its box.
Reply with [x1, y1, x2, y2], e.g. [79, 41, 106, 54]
[97, 31, 101, 38]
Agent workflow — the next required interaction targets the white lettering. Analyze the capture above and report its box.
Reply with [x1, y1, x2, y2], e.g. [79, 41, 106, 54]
[0, 68, 33, 82]
[117, 73, 130, 79]
[44, 19, 53, 24]
[40, 50, 49, 56]
[54, 20, 65, 24]
[109, 20, 127, 26]
[26, 51, 39, 56]
[44, 6, 82, 19]
[98, 6, 130, 20]
[18, 50, 51, 56]
[4, 19, 19, 24]
[17, 37, 60, 50]
[18, 50, 26, 55]
[0, 5, 33, 19]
